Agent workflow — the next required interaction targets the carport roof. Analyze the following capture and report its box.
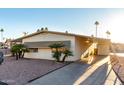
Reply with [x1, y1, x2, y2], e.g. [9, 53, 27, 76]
[24, 41, 71, 48]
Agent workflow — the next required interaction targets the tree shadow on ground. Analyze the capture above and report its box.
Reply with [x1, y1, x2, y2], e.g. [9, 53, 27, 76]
[75, 62, 108, 85]
[74, 60, 120, 85]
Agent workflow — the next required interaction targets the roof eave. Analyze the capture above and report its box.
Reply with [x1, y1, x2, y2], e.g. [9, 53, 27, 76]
[12, 30, 110, 42]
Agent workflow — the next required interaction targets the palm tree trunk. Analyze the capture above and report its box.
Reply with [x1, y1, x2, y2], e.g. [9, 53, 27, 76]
[19, 52, 21, 59]
[22, 52, 25, 58]
[19, 51, 22, 58]
[15, 52, 18, 60]
[56, 48, 60, 62]
[62, 55, 67, 62]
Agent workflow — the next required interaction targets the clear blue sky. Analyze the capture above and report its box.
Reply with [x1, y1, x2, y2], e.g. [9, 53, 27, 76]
[0, 8, 124, 42]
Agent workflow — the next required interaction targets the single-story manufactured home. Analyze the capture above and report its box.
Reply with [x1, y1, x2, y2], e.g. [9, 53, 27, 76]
[12, 29, 111, 61]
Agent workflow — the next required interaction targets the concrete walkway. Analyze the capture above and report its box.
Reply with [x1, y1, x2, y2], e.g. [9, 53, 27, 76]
[28, 56, 122, 85]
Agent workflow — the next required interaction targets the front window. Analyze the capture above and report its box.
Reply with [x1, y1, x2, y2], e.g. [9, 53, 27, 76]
[29, 48, 38, 52]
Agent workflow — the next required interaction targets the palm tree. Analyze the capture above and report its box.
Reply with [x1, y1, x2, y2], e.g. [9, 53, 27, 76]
[94, 21, 99, 38]
[21, 46, 29, 58]
[0, 29, 4, 42]
[49, 42, 73, 62]
[94, 21, 99, 55]
[11, 44, 29, 60]
[62, 49, 73, 62]
[106, 30, 111, 39]
[49, 43, 65, 62]
[11, 44, 21, 60]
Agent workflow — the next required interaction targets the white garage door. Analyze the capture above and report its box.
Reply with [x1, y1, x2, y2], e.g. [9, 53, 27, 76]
[25, 48, 53, 60]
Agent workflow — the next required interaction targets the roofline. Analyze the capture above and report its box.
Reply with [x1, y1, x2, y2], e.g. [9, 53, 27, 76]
[11, 30, 110, 42]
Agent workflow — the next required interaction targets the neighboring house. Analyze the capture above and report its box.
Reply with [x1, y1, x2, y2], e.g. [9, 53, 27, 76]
[112, 43, 124, 53]
[12, 29, 110, 61]
[4, 39, 13, 48]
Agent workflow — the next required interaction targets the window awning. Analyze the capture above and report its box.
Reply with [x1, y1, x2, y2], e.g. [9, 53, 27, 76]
[24, 41, 71, 48]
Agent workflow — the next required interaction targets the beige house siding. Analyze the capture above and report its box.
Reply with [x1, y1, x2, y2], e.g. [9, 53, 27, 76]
[20, 31, 110, 61]
[23, 33, 77, 61]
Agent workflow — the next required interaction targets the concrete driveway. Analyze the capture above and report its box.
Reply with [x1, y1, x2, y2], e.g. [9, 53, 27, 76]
[28, 62, 90, 85]
[28, 56, 121, 85]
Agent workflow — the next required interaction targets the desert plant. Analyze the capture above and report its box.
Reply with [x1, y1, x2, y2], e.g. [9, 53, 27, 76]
[52, 51, 62, 62]
[11, 44, 20, 60]
[49, 42, 73, 62]
[11, 44, 29, 60]
[62, 49, 73, 62]
[49, 43, 64, 62]
[21, 47, 29, 58]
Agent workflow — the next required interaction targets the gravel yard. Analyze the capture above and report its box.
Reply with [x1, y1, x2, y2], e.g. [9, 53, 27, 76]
[0, 56, 65, 85]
